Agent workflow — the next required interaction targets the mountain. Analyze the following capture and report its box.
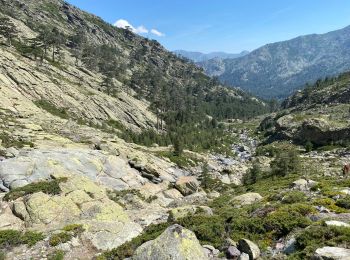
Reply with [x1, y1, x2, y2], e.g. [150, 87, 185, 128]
[260, 71, 350, 146]
[173, 50, 249, 62]
[199, 26, 350, 99]
[1, 1, 350, 259]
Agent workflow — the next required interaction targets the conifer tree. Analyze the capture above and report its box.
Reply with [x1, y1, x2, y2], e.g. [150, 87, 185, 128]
[0, 17, 17, 46]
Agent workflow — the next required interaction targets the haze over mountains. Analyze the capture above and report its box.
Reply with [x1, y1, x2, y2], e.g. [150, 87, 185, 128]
[198, 25, 350, 99]
[173, 50, 249, 63]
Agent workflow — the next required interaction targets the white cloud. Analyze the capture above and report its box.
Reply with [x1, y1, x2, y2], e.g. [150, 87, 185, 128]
[135, 25, 148, 34]
[114, 19, 134, 30]
[151, 29, 165, 37]
[114, 19, 148, 34]
[114, 19, 164, 37]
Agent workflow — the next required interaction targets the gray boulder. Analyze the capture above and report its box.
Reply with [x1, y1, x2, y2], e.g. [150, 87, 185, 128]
[232, 193, 263, 206]
[238, 239, 260, 260]
[133, 224, 208, 260]
[314, 247, 350, 260]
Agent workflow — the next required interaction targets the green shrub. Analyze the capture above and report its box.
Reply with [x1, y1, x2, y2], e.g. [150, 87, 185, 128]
[50, 224, 84, 247]
[0, 132, 34, 148]
[0, 230, 21, 248]
[243, 162, 263, 185]
[21, 231, 45, 246]
[0, 230, 44, 249]
[271, 146, 300, 177]
[47, 250, 65, 260]
[62, 224, 85, 236]
[34, 100, 69, 119]
[282, 191, 307, 204]
[49, 232, 72, 247]
[176, 214, 225, 247]
[335, 196, 350, 209]
[0, 251, 5, 260]
[3, 177, 67, 201]
[293, 225, 350, 259]
[108, 189, 145, 203]
[263, 204, 314, 237]
[304, 140, 313, 152]
[313, 197, 348, 213]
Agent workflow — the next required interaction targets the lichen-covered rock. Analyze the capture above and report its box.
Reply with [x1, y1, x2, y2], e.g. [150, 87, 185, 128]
[291, 179, 318, 191]
[314, 247, 350, 260]
[175, 176, 200, 196]
[232, 193, 262, 206]
[10, 174, 142, 250]
[238, 239, 260, 260]
[0, 148, 145, 191]
[168, 205, 213, 221]
[25, 192, 81, 225]
[133, 224, 208, 260]
[325, 220, 350, 227]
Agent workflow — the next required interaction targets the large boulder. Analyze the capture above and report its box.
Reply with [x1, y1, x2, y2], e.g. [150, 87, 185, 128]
[291, 179, 317, 191]
[175, 176, 200, 196]
[10, 174, 142, 250]
[0, 148, 146, 191]
[238, 239, 260, 260]
[232, 193, 263, 206]
[133, 224, 208, 260]
[325, 220, 350, 227]
[314, 247, 350, 260]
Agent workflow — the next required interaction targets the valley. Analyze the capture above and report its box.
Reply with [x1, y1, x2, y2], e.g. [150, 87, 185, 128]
[0, 0, 349, 260]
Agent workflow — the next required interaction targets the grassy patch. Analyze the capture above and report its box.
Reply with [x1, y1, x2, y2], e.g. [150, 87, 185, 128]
[49, 232, 72, 246]
[0, 132, 34, 148]
[3, 177, 68, 201]
[47, 250, 65, 260]
[281, 191, 307, 204]
[0, 230, 44, 249]
[155, 151, 202, 168]
[108, 189, 145, 203]
[49, 224, 84, 247]
[34, 100, 69, 119]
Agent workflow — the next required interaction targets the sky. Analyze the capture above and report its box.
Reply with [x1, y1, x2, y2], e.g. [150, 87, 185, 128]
[66, 0, 350, 53]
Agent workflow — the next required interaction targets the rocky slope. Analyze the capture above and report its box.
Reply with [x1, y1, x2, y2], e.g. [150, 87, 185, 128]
[199, 25, 350, 99]
[260, 72, 350, 146]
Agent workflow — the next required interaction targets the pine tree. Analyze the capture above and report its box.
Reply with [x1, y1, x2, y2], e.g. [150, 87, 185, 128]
[0, 17, 18, 46]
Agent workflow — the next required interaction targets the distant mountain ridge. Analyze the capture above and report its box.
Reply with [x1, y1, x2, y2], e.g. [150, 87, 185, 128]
[173, 50, 249, 62]
[198, 25, 350, 99]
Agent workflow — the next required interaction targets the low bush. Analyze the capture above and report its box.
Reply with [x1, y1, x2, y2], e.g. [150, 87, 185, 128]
[263, 204, 313, 237]
[335, 196, 350, 209]
[0, 230, 44, 249]
[0, 132, 34, 148]
[62, 224, 85, 236]
[292, 225, 350, 259]
[3, 177, 67, 201]
[281, 191, 307, 204]
[313, 198, 348, 213]
[49, 232, 72, 247]
[34, 100, 69, 119]
[47, 250, 65, 260]
[49, 224, 84, 247]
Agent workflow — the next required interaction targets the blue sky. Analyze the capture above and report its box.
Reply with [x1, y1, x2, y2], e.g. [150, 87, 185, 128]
[66, 0, 350, 53]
